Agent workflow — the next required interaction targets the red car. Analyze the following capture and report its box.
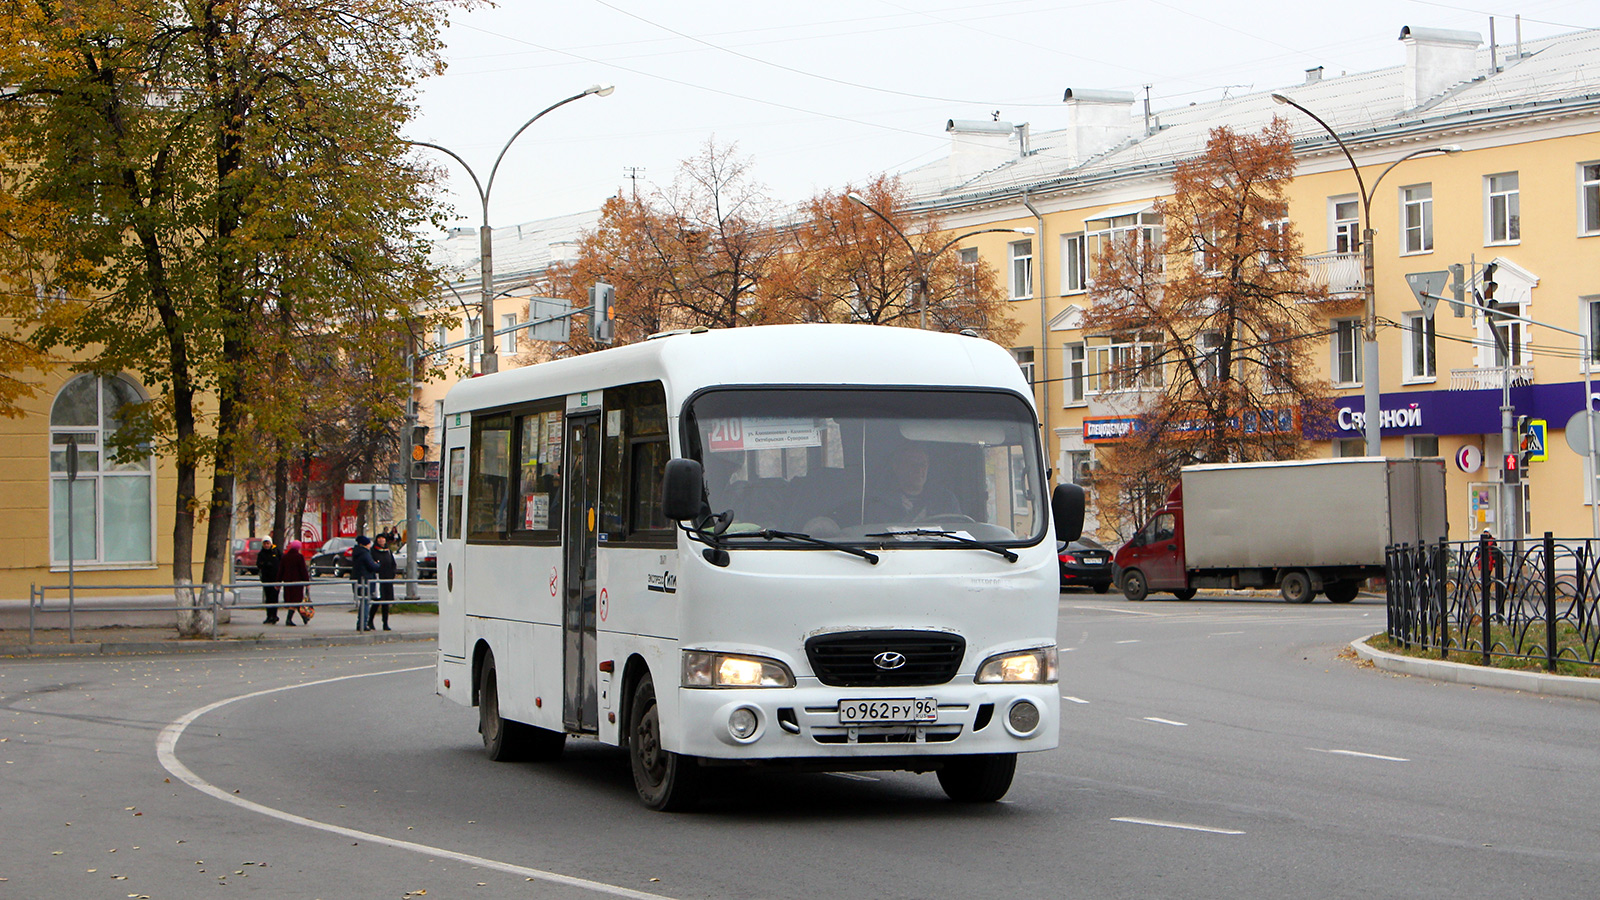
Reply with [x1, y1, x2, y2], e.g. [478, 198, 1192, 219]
[232, 537, 264, 574]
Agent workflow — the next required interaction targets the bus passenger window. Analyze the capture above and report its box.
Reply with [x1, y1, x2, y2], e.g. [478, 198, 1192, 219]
[446, 447, 465, 539]
[469, 414, 513, 537]
[515, 407, 563, 538]
[631, 440, 671, 533]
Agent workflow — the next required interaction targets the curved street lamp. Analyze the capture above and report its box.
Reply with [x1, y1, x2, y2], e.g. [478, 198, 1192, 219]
[847, 192, 1035, 330]
[1272, 92, 1460, 456]
[411, 84, 614, 374]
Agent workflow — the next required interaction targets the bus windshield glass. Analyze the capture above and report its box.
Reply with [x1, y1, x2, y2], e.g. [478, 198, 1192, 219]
[685, 388, 1045, 546]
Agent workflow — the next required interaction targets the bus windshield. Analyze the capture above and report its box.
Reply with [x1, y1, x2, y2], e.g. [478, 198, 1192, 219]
[685, 388, 1045, 546]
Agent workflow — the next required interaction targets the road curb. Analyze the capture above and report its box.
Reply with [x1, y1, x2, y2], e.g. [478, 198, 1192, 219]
[1352, 634, 1600, 702]
[0, 631, 437, 659]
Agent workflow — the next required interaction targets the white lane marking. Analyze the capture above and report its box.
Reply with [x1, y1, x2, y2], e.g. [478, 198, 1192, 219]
[1112, 816, 1244, 835]
[826, 772, 880, 782]
[1207, 631, 1245, 637]
[1308, 747, 1410, 762]
[1142, 717, 1188, 727]
[1115, 639, 1141, 644]
[1061, 695, 1090, 704]
[1057, 646, 1077, 652]
[158, 666, 672, 900]
[1076, 606, 1165, 617]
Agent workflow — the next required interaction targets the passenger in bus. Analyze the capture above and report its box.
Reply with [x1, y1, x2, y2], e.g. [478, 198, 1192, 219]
[865, 445, 962, 523]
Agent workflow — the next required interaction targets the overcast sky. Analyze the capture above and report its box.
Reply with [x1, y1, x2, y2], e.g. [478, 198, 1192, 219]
[406, 0, 1598, 230]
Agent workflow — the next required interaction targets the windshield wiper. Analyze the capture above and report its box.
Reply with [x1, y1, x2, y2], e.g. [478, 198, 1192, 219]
[866, 529, 1018, 563]
[733, 529, 879, 565]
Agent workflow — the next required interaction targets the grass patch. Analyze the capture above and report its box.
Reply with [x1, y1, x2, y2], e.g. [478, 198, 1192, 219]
[383, 602, 438, 615]
[1370, 627, 1600, 678]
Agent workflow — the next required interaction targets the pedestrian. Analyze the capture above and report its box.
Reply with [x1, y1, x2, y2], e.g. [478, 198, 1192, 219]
[280, 540, 311, 626]
[257, 536, 283, 624]
[350, 535, 379, 631]
[370, 533, 397, 631]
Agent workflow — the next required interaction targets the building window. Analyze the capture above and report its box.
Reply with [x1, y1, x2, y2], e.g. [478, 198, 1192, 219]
[1085, 212, 1162, 283]
[1064, 342, 1086, 405]
[1197, 331, 1224, 385]
[1490, 302, 1524, 367]
[1061, 233, 1086, 293]
[1262, 217, 1291, 267]
[1089, 332, 1164, 393]
[1407, 435, 1440, 458]
[1402, 312, 1436, 382]
[958, 247, 978, 266]
[1587, 297, 1600, 367]
[1012, 347, 1035, 385]
[1332, 318, 1362, 385]
[1486, 172, 1520, 244]
[434, 324, 449, 357]
[1581, 163, 1600, 236]
[1334, 438, 1364, 458]
[1401, 184, 1433, 254]
[1331, 196, 1359, 253]
[1009, 240, 1033, 300]
[49, 374, 154, 565]
[1065, 449, 1092, 485]
[499, 313, 517, 355]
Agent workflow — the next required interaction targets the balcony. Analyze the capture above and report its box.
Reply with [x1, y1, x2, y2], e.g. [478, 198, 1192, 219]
[1303, 251, 1363, 300]
[1449, 366, 1535, 391]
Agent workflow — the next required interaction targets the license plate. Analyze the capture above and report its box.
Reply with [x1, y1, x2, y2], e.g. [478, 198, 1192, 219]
[837, 698, 938, 724]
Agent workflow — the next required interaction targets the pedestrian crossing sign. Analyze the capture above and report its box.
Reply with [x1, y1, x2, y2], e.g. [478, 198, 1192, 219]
[1523, 418, 1547, 462]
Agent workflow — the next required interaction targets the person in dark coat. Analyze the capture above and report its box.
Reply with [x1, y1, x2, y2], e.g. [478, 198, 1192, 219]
[280, 540, 311, 626]
[369, 534, 397, 631]
[257, 537, 283, 624]
[350, 535, 379, 631]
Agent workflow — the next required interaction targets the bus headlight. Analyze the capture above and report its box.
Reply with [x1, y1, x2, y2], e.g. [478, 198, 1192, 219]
[682, 651, 796, 688]
[975, 647, 1058, 684]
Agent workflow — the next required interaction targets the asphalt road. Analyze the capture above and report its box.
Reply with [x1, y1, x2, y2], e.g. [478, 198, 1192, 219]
[3, 593, 1597, 899]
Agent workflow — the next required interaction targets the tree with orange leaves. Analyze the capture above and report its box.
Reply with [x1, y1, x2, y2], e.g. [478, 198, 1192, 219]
[1081, 121, 1348, 532]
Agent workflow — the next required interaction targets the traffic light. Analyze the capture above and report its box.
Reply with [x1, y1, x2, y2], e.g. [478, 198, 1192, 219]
[1503, 451, 1520, 484]
[411, 424, 429, 448]
[589, 281, 616, 344]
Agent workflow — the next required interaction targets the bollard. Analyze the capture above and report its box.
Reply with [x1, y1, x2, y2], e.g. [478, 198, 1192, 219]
[1479, 533, 1492, 665]
[28, 583, 36, 646]
[211, 583, 220, 640]
[1544, 531, 1557, 672]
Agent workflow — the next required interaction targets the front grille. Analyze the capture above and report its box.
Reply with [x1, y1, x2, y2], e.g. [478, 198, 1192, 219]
[805, 630, 966, 687]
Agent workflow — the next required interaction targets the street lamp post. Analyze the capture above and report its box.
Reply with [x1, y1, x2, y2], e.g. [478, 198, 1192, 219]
[411, 84, 613, 374]
[1271, 92, 1460, 456]
[846, 192, 1034, 330]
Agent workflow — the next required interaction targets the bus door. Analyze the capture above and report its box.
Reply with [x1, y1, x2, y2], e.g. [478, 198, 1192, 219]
[562, 411, 602, 733]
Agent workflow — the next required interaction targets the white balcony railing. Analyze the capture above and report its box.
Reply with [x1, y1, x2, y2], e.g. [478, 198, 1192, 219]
[1303, 251, 1364, 299]
[1449, 366, 1535, 390]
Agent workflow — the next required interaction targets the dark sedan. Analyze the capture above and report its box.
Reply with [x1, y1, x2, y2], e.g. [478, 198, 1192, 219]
[309, 537, 357, 577]
[1058, 537, 1114, 592]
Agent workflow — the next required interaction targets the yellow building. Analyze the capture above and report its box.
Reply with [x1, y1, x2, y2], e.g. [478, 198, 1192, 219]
[897, 24, 1600, 542]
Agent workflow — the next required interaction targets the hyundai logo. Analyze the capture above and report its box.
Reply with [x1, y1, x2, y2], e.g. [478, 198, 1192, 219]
[872, 651, 908, 670]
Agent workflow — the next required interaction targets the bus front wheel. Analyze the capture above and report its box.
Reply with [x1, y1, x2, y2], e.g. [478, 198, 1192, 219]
[936, 753, 1017, 802]
[628, 673, 701, 811]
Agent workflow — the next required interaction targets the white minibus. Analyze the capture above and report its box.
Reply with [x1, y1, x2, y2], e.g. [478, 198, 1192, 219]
[435, 324, 1084, 809]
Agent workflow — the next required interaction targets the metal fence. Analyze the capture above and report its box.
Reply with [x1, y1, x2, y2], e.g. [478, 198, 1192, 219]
[26, 577, 434, 644]
[1385, 533, 1600, 672]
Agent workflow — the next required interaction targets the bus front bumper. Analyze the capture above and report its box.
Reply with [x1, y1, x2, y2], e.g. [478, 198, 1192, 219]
[672, 682, 1060, 761]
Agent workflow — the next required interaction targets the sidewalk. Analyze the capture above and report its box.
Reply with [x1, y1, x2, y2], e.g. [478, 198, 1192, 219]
[0, 601, 438, 658]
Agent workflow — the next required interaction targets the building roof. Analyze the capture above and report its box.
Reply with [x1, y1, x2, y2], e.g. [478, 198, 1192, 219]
[430, 207, 601, 287]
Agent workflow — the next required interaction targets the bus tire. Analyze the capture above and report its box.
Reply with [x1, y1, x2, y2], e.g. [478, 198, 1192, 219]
[1121, 569, 1149, 602]
[1325, 579, 1360, 603]
[1280, 571, 1315, 604]
[936, 753, 1017, 802]
[479, 655, 535, 762]
[628, 673, 700, 811]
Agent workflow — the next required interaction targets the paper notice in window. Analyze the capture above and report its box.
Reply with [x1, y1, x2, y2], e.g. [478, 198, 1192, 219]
[707, 417, 822, 452]
[525, 493, 549, 530]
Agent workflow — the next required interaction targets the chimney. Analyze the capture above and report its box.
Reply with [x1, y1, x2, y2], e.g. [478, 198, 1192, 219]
[1398, 26, 1482, 106]
[945, 119, 1025, 183]
[1059, 89, 1136, 166]
[1304, 66, 1324, 84]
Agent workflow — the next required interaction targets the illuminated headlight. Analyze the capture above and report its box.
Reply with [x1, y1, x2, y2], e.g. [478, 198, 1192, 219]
[682, 651, 796, 688]
[975, 647, 1058, 684]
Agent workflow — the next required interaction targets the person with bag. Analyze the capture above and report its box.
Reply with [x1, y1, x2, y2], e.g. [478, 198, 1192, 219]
[350, 535, 379, 631]
[257, 537, 283, 624]
[281, 540, 312, 626]
[369, 533, 397, 631]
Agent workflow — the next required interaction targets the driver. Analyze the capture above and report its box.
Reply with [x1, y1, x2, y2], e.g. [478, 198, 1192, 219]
[867, 445, 962, 522]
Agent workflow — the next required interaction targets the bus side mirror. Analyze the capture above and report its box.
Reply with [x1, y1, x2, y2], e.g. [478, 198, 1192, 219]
[661, 459, 706, 521]
[1051, 482, 1085, 542]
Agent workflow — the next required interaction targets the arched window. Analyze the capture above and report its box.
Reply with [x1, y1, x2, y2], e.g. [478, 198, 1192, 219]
[49, 374, 155, 565]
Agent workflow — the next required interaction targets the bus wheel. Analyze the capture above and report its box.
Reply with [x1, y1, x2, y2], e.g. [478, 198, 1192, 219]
[479, 655, 563, 761]
[1121, 569, 1149, 602]
[936, 753, 1017, 802]
[1280, 571, 1315, 604]
[628, 673, 700, 811]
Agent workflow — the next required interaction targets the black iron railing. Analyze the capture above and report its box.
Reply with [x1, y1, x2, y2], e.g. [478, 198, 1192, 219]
[1385, 533, 1600, 673]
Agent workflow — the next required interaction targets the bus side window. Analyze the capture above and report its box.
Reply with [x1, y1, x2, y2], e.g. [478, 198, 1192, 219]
[446, 447, 465, 539]
[468, 414, 513, 538]
[513, 405, 563, 541]
[600, 380, 671, 545]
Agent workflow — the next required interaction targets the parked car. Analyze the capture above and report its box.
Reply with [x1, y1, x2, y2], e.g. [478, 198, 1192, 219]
[310, 537, 358, 577]
[233, 537, 264, 575]
[1058, 537, 1114, 592]
[393, 538, 438, 578]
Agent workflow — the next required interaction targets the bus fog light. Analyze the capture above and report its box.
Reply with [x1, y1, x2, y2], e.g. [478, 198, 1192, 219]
[728, 707, 760, 741]
[1006, 700, 1041, 736]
